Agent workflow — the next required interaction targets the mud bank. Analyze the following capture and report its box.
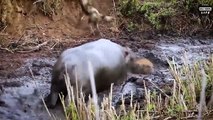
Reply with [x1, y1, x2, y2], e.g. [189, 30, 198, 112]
[116, 37, 213, 105]
[0, 38, 213, 119]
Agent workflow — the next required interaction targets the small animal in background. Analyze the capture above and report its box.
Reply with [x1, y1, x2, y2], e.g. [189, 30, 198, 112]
[79, 0, 114, 36]
[129, 58, 154, 74]
[45, 39, 153, 108]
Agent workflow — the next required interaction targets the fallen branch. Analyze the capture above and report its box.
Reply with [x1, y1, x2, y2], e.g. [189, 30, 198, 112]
[33, 0, 45, 5]
[17, 41, 48, 53]
[0, 25, 7, 33]
[0, 46, 14, 53]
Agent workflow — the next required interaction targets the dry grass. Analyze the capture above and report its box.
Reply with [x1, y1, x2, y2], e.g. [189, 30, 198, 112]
[34, 0, 63, 18]
[42, 55, 213, 120]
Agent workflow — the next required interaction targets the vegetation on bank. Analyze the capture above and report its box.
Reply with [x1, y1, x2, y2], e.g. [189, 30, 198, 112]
[44, 56, 213, 120]
[118, 0, 213, 34]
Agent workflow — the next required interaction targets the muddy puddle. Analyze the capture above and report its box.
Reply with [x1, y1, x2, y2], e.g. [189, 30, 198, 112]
[0, 38, 213, 120]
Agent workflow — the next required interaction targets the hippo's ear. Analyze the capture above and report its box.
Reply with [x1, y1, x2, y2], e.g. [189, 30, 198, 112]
[123, 47, 136, 63]
[123, 47, 136, 59]
[123, 47, 131, 58]
[124, 50, 129, 58]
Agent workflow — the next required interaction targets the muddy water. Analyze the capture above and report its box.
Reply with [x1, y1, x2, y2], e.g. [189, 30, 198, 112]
[0, 58, 65, 120]
[0, 38, 213, 120]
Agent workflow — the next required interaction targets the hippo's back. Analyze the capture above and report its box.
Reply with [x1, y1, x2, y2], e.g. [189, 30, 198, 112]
[60, 39, 125, 69]
[58, 39, 126, 87]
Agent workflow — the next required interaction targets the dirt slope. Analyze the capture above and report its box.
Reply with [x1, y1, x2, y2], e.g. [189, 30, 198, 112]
[0, 0, 114, 38]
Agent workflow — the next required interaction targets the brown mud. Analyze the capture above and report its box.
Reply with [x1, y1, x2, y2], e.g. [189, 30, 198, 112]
[0, 37, 213, 120]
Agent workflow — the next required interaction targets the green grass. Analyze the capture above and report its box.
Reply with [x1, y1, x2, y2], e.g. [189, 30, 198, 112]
[118, 0, 213, 32]
[118, 0, 176, 30]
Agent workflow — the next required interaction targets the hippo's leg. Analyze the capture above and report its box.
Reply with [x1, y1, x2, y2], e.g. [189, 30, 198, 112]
[45, 79, 66, 108]
[45, 91, 59, 109]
